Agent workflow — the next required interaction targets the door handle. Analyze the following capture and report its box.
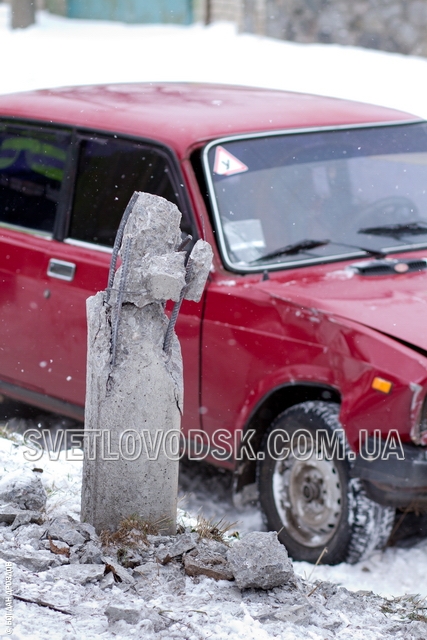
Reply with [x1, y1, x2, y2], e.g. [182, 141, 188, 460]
[47, 259, 76, 282]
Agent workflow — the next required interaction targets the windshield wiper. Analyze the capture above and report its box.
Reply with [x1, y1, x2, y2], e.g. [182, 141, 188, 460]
[252, 239, 330, 263]
[358, 222, 427, 238]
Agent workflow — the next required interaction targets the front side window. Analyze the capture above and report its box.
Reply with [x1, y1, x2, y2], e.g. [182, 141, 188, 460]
[69, 137, 185, 247]
[204, 123, 427, 270]
[0, 125, 70, 233]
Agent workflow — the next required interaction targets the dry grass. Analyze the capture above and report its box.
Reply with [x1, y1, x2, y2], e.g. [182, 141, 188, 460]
[100, 512, 240, 561]
[0, 424, 21, 442]
[191, 514, 239, 545]
[381, 594, 427, 622]
[100, 514, 170, 549]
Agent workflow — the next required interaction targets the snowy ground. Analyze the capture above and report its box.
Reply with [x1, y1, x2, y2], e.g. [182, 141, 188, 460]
[2, 5, 427, 638]
[0, 6, 427, 118]
[1, 429, 427, 640]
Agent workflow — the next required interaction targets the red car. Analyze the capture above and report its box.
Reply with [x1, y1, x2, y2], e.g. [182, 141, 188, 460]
[1, 83, 427, 564]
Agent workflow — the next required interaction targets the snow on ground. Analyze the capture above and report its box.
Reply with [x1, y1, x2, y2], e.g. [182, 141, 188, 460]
[1, 6, 427, 637]
[1, 430, 427, 640]
[4, 414, 427, 602]
[0, 5, 427, 118]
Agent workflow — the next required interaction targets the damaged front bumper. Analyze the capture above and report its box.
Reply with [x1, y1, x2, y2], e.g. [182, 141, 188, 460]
[352, 438, 427, 508]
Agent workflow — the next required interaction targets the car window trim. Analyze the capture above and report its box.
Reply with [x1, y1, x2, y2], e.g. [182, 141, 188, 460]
[64, 237, 113, 254]
[201, 119, 425, 274]
[0, 220, 53, 239]
[54, 128, 79, 241]
[60, 129, 197, 246]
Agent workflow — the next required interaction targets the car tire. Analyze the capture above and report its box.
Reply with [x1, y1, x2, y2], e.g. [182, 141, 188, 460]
[257, 401, 395, 565]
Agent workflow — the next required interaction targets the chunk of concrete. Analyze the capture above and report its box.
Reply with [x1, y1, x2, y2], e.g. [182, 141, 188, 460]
[184, 547, 233, 581]
[0, 505, 44, 527]
[76, 522, 99, 543]
[105, 604, 144, 625]
[184, 240, 213, 302]
[67, 544, 84, 564]
[45, 517, 86, 547]
[0, 470, 47, 511]
[133, 562, 185, 598]
[14, 523, 46, 547]
[197, 538, 230, 557]
[0, 548, 63, 572]
[133, 562, 159, 579]
[102, 557, 135, 585]
[42, 564, 105, 585]
[143, 253, 186, 301]
[99, 571, 115, 590]
[227, 532, 294, 590]
[146, 535, 174, 547]
[117, 194, 182, 296]
[48, 538, 70, 557]
[156, 532, 199, 564]
[79, 541, 103, 565]
[11, 512, 35, 531]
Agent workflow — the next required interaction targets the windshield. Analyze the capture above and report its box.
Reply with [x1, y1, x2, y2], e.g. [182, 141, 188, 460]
[204, 122, 427, 270]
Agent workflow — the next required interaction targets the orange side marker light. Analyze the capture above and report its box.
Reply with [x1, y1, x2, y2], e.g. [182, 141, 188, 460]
[372, 377, 393, 394]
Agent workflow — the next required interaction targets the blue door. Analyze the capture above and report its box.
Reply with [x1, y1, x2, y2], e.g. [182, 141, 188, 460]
[67, 0, 193, 24]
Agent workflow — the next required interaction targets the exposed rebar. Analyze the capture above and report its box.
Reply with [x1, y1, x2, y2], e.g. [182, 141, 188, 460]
[163, 257, 194, 356]
[106, 192, 139, 305]
[177, 234, 192, 252]
[110, 235, 132, 367]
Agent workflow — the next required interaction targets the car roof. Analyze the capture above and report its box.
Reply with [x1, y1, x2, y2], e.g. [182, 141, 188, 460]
[0, 83, 419, 158]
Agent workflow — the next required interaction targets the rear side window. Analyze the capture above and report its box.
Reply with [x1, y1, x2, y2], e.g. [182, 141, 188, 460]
[69, 137, 183, 247]
[0, 125, 70, 233]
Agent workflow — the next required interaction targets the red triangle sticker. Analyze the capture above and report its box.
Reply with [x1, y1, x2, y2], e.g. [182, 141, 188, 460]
[213, 146, 248, 176]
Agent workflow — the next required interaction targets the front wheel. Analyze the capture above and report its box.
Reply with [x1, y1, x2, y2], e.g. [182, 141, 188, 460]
[257, 401, 395, 564]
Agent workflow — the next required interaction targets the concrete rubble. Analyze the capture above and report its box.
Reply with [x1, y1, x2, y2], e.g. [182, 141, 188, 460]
[105, 604, 143, 625]
[0, 468, 47, 511]
[0, 478, 292, 588]
[40, 563, 106, 585]
[184, 545, 234, 581]
[105, 602, 169, 633]
[0, 547, 64, 573]
[227, 531, 294, 590]
[1, 498, 427, 639]
[45, 516, 88, 546]
[155, 531, 199, 564]
[0, 505, 43, 527]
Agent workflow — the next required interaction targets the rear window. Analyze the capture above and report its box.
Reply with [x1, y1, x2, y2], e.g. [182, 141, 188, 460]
[0, 125, 70, 234]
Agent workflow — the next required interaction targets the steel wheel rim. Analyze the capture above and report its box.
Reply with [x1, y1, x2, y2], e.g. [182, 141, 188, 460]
[272, 447, 343, 548]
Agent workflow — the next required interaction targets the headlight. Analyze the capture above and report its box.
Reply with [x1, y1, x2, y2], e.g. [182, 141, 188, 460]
[412, 395, 427, 445]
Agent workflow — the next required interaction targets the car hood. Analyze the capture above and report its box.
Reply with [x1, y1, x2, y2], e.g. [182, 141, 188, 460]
[257, 258, 427, 352]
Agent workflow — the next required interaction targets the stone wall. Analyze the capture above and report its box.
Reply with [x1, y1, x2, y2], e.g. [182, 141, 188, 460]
[201, 0, 427, 57]
[261, 0, 427, 56]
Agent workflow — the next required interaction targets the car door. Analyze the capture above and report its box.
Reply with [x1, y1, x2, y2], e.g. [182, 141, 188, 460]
[0, 122, 73, 401]
[45, 132, 203, 433]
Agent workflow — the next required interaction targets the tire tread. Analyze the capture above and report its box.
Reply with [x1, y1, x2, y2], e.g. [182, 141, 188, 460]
[257, 401, 395, 565]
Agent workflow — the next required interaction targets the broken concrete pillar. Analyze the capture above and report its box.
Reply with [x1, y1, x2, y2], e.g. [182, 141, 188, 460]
[81, 192, 212, 535]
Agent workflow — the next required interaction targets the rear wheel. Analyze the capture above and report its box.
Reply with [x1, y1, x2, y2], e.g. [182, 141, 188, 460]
[257, 401, 395, 564]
